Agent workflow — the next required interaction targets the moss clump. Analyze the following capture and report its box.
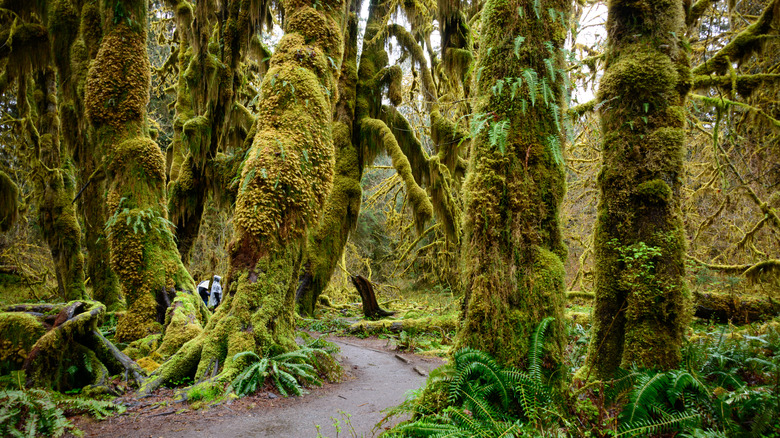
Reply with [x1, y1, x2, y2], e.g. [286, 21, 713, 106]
[84, 26, 150, 127]
[0, 313, 46, 373]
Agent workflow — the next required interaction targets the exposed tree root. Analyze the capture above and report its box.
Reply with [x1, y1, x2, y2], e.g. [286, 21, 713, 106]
[1, 300, 146, 393]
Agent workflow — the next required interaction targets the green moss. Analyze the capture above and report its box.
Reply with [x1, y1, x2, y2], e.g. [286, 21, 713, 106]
[581, 0, 691, 379]
[456, 0, 570, 373]
[636, 179, 672, 203]
[84, 25, 150, 127]
[0, 313, 46, 373]
[0, 171, 19, 232]
[297, 13, 361, 317]
[156, 293, 207, 359]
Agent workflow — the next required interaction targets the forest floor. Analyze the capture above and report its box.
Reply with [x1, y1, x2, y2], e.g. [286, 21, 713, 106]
[66, 335, 444, 438]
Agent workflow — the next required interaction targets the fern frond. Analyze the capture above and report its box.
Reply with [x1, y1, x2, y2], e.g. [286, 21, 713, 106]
[623, 371, 670, 423]
[528, 317, 553, 382]
[618, 411, 700, 437]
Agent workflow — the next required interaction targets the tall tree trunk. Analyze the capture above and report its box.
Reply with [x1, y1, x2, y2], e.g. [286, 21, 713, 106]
[24, 67, 86, 301]
[141, 0, 349, 392]
[85, 0, 195, 342]
[296, 1, 361, 317]
[50, 0, 122, 310]
[580, 0, 692, 379]
[455, 0, 570, 369]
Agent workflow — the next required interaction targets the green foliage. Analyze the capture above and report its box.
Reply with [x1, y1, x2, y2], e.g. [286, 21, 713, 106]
[0, 389, 75, 437]
[615, 325, 780, 437]
[388, 318, 568, 436]
[488, 120, 510, 154]
[228, 347, 325, 397]
[0, 386, 125, 437]
[54, 394, 125, 421]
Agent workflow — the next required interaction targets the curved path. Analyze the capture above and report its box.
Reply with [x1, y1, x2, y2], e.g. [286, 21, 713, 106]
[74, 338, 442, 438]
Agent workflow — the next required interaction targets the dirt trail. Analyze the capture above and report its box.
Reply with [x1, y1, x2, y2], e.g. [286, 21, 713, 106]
[72, 337, 443, 438]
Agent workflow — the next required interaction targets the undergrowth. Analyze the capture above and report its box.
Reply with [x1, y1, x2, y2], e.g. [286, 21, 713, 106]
[228, 336, 342, 398]
[0, 386, 125, 437]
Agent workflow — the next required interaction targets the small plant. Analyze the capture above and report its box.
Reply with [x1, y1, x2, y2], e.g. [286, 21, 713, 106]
[228, 347, 325, 397]
[186, 382, 223, 404]
[0, 389, 75, 437]
[387, 318, 569, 436]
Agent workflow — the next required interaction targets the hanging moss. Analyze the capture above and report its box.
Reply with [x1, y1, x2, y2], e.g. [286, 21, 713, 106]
[579, 0, 692, 380]
[455, 0, 570, 374]
[1, 22, 51, 78]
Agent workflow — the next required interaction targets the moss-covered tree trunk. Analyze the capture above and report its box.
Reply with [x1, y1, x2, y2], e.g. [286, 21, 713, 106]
[16, 67, 87, 302]
[296, 6, 360, 317]
[165, 0, 261, 263]
[295, 0, 438, 315]
[50, 0, 122, 310]
[84, 0, 195, 342]
[579, 0, 692, 379]
[1, 301, 145, 392]
[142, 0, 349, 391]
[455, 0, 570, 369]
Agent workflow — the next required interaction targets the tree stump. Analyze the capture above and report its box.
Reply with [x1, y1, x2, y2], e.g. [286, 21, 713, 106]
[350, 275, 394, 319]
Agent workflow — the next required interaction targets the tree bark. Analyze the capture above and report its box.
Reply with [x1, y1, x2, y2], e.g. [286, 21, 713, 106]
[580, 0, 692, 379]
[84, 0, 197, 343]
[350, 275, 393, 319]
[455, 0, 570, 370]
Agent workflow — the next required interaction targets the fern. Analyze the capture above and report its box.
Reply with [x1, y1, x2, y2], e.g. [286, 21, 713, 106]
[228, 347, 325, 398]
[513, 36, 525, 58]
[544, 58, 556, 81]
[0, 389, 78, 437]
[522, 69, 537, 107]
[488, 120, 510, 154]
[528, 317, 553, 382]
[394, 319, 566, 437]
[470, 112, 490, 139]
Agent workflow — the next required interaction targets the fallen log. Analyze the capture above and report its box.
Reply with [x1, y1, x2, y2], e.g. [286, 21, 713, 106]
[693, 291, 779, 324]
